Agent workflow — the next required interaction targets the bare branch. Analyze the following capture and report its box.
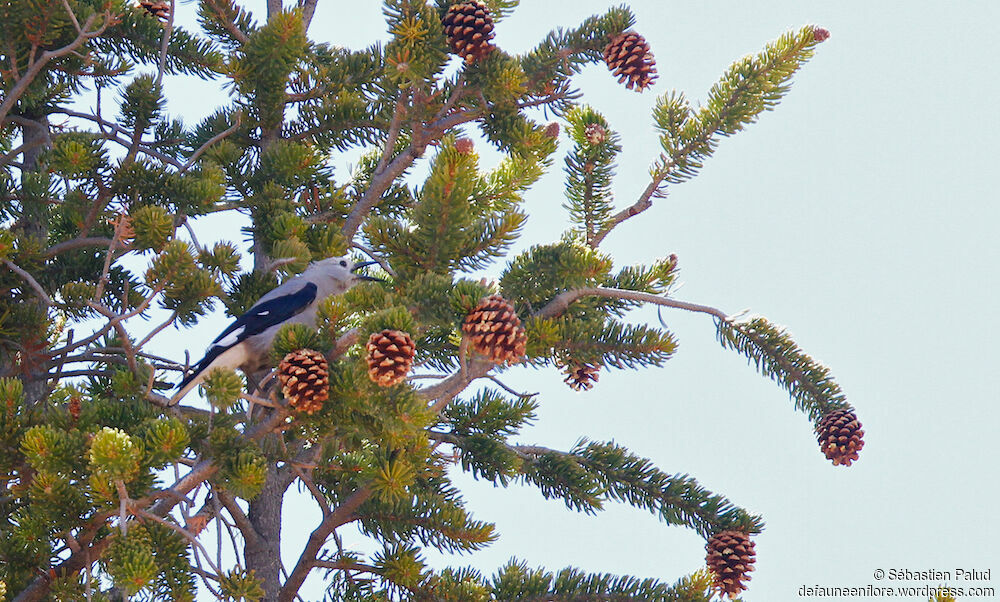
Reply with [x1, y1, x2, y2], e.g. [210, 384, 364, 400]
[351, 243, 398, 278]
[311, 560, 379, 574]
[137, 310, 179, 349]
[3, 260, 53, 305]
[0, 12, 109, 125]
[534, 286, 729, 321]
[421, 356, 494, 414]
[154, 0, 175, 89]
[217, 490, 260, 546]
[299, 0, 319, 31]
[278, 486, 372, 602]
[91, 213, 131, 303]
[374, 92, 409, 176]
[590, 176, 665, 247]
[182, 112, 242, 172]
[41, 237, 114, 259]
[132, 506, 223, 574]
[59, 0, 82, 33]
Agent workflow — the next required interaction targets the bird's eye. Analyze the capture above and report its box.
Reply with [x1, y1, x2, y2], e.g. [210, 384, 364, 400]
[339, 260, 348, 267]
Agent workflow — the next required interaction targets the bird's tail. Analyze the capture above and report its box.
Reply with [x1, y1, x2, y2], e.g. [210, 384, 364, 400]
[170, 374, 201, 406]
[170, 362, 208, 406]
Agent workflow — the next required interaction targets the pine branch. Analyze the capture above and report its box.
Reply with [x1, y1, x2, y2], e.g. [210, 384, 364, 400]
[0, 11, 111, 125]
[717, 316, 848, 421]
[535, 286, 846, 420]
[3, 260, 53, 305]
[592, 25, 828, 246]
[489, 560, 716, 602]
[437, 433, 761, 537]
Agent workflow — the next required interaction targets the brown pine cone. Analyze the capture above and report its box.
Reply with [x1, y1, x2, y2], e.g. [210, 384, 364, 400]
[603, 31, 658, 91]
[366, 329, 416, 387]
[815, 408, 865, 466]
[706, 530, 756, 598]
[563, 362, 600, 392]
[442, 0, 496, 64]
[462, 294, 527, 364]
[137, 0, 170, 22]
[278, 349, 329, 415]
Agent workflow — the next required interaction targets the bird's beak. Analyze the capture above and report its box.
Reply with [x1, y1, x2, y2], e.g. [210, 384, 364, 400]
[351, 261, 387, 282]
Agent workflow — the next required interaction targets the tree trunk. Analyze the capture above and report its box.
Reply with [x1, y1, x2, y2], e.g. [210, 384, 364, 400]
[18, 116, 52, 407]
[245, 449, 286, 600]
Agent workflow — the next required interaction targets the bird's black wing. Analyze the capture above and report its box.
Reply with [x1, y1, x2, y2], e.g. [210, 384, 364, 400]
[177, 282, 318, 390]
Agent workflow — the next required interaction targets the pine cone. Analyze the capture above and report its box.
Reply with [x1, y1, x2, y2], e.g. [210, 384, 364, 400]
[603, 31, 658, 91]
[137, 0, 170, 22]
[563, 362, 600, 391]
[706, 530, 756, 598]
[68, 395, 81, 421]
[278, 349, 329, 415]
[366, 329, 416, 387]
[584, 123, 607, 145]
[815, 408, 865, 466]
[462, 294, 527, 364]
[442, 0, 496, 64]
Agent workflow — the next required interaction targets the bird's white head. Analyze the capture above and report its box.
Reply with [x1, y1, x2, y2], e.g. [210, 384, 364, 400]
[306, 255, 384, 296]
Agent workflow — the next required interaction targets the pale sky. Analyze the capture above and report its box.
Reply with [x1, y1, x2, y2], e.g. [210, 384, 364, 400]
[141, 1, 1000, 600]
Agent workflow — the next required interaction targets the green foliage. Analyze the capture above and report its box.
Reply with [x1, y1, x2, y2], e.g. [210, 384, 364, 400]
[217, 447, 268, 500]
[106, 528, 159, 596]
[0, 376, 24, 405]
[120, 74, 165, 134]
[384, 0, 448, 85]
[218, 569, 265, 601]
[366, 139, 534, 277]
[270, 322, 327, 360]
[89, 426, 143, 481]
[717, 316, 849, 421]
[131, 204, 174, 252]
[653, 25, 826, 185]
[224, 270, 279, 317]
[444, 389, 537, 439]
[201, 368, 246, 410]
[562, 106, 621, 246]
[361, 305, 417, 338]
[142, 417, 191, 467]
[490, 560, 716, 601]
[519, 5, 634, 98]
[145, 240, 222, 324]
[0, 2, 841, 600]
[20, 424, 82, 475]
[198, 241, 242, 279]
[233, 9, 308, 131]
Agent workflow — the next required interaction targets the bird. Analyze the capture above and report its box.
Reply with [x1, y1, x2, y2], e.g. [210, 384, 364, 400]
[171, 255, 383, 404]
